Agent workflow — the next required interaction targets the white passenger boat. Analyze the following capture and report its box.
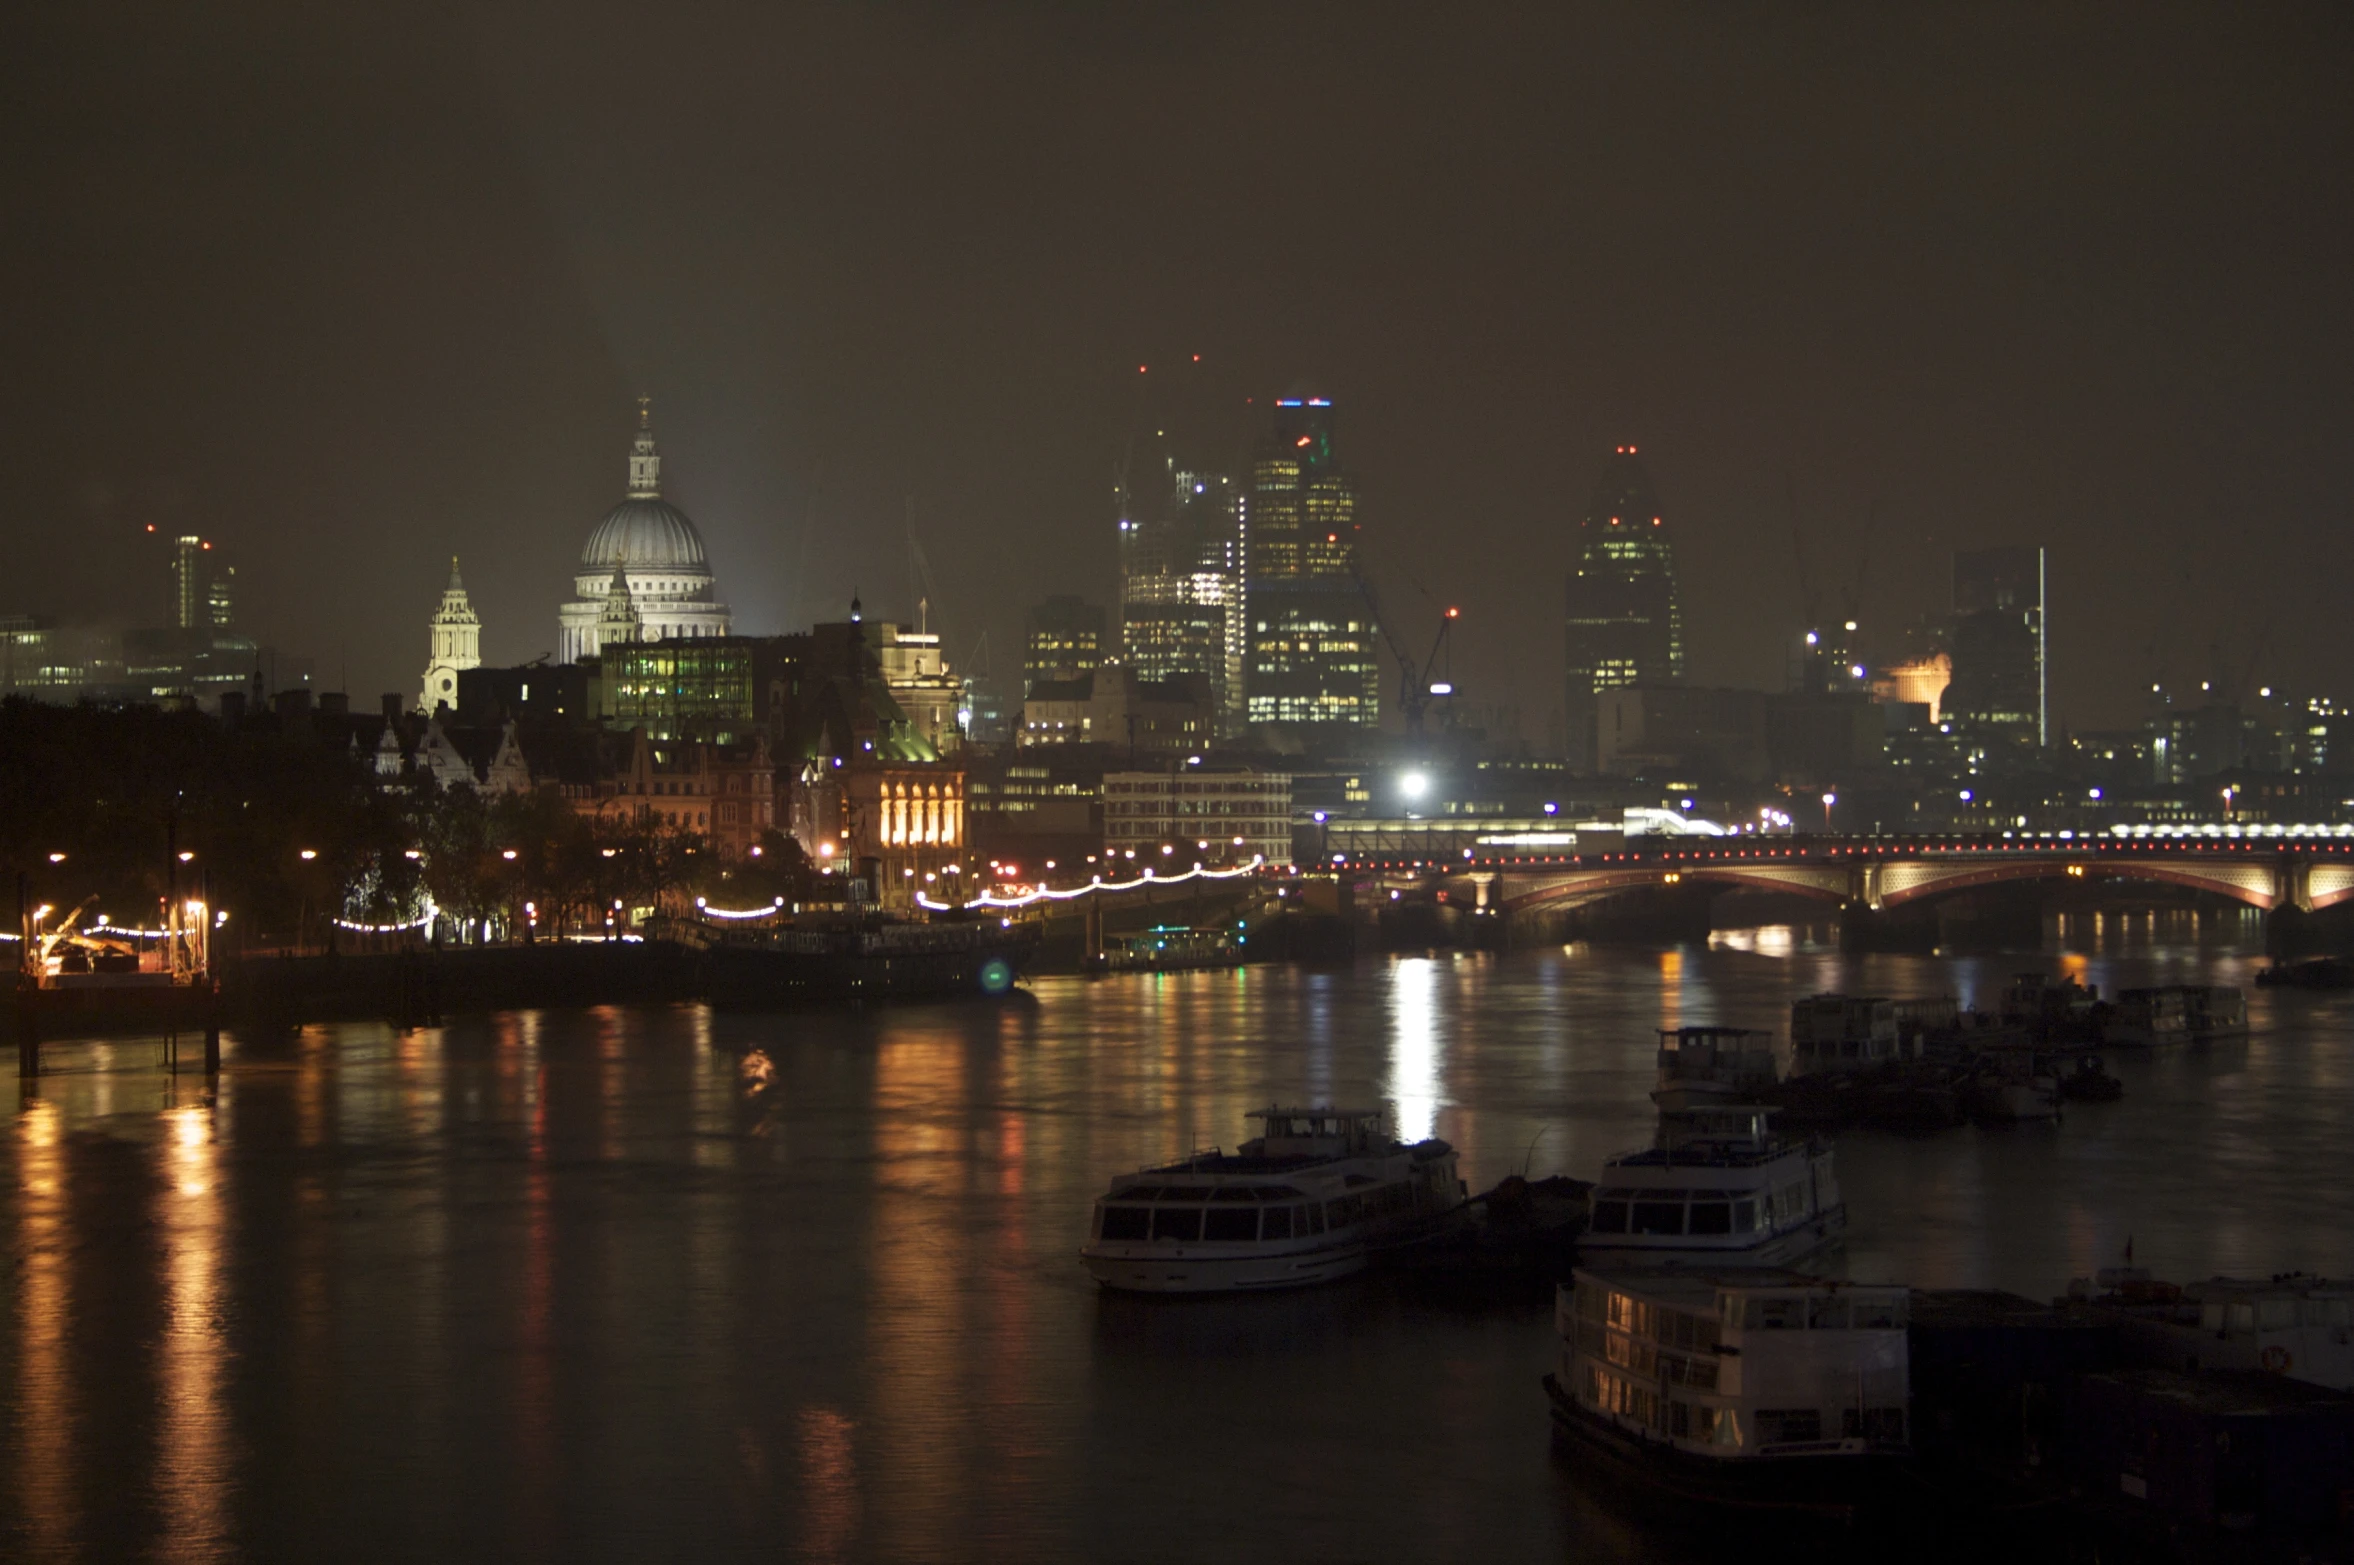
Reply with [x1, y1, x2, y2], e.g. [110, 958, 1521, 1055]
[1545, 1266, 1911, 1517]
[1651, 1027, 1779, 1114]
[1580, 1108, 1844, 1270]
[1080, 1108, 1465, 1294]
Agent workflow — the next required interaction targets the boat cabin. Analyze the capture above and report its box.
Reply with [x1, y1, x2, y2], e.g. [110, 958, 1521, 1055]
[1242, 1107, 1390, 1159]
[1559, 1268, 1910, 1459]
[1789, 994, 1901, 1074]
[1655, 1027, 1779, 1093]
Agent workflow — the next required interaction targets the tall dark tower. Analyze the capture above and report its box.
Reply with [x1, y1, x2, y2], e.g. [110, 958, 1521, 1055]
[1563, 446, 1685, 771]
[1242, 394, 1379, 731]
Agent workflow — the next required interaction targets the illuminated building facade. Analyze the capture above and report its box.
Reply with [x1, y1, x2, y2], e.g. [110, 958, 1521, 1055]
[1102, 768, 1292, 867]
[1243, 396, 1380, 730]
[1947, 546, 2045, 747]
[1118, 460, 1244, 734]
[1023, 595, 1104, 694]
[1564, 447, 1685, 772]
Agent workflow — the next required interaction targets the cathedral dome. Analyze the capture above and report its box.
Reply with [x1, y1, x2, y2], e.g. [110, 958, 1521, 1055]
[580, 498, 708, 570]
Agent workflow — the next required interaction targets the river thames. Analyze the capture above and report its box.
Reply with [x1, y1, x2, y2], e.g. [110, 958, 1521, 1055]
[3, 914, 2349, 1561]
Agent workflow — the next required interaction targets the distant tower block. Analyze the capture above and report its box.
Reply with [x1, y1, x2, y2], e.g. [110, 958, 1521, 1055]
[418, 556, 482, 715]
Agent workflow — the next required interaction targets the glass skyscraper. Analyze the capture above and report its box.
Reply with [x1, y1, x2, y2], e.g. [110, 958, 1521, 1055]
[1563, 446, 1685, 772]
[1241, 397, 1380, 731]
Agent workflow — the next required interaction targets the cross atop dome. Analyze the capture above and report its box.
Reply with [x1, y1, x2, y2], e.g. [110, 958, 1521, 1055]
[628, 396, 662, 498]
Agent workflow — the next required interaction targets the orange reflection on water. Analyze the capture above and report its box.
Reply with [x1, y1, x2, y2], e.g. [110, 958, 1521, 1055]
[16, 1099, 74, 1555]
[796, 1406, 859, 1563]
[156, 1100, 230, 1560]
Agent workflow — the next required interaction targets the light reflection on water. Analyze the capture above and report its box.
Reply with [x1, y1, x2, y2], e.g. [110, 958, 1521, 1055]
[0, 928, 2347, 1562]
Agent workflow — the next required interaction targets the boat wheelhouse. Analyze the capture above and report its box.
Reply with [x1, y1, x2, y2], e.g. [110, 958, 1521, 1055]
[1545, 1267, 1910, 1514]
[1789, 994, 1901, 1075]
[1581, 1107, 1844, 1270]
[1652, 1027, 1779, 1114]
[1080, 1108, 1465, 1294]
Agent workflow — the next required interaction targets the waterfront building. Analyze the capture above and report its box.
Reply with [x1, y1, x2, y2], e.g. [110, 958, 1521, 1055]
[1565, 447, 1685, 773]
[557, 399, 732, 662]
[1102, 767, 1292, 867]
[1023, 595, 1105, 694]
[1947, 545, 2045, 747]
[417, 557, 482, 715]
[1243, 396, 1381, 732]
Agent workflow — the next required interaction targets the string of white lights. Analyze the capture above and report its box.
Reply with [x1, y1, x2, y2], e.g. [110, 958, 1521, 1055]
[915, 856, 1264, 912]
[332, 902, 438, 933]
[695, 897, 789, 919]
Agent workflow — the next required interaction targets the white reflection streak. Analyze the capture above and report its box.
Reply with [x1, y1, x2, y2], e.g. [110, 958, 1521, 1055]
[17, 1101, 73, 1554]
[1388, 960, 1443, 1144]
[157, 1103, 228, 1562]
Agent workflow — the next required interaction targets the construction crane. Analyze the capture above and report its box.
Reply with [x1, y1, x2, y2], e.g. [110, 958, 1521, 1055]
[1355, 567, 1460, 734]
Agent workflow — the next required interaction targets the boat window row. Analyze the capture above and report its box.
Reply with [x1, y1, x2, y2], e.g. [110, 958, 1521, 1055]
[1109, 1185, 1305, 1204]
[1097, 1201, 1326, 1244]
[1578, 1321, 1721, 1390]
[1725, 1293, 1908, 1331]
[1581, 1365, 1739, 1448]
[1577, 1284, 1723, 1354]
[1588, 1193, 1764, 1237]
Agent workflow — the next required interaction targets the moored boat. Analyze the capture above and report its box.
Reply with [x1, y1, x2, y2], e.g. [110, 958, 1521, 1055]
[1080, 1108, 1466, 1294]
[1789, 994, 1902, 1074]
[1651, 1026, 1779, 1114]
[1545, 1266, 1912, 1519]
[1579, 1107, 1845, 1271]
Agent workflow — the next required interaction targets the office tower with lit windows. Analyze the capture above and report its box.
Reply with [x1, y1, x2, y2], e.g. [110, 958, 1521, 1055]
[1242, 395, 1380, 731]
[1563, 446, 1685, 772]
[1023, 595, 1105, 694]
[1947, 544, 2046, 747]
[1118, 452, 1245, 735]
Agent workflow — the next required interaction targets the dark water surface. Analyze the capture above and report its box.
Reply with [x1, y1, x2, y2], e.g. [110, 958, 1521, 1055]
[5, 920, 2351, 1562]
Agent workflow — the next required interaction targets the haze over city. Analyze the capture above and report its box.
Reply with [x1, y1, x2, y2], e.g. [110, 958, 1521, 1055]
[8, 4, 2351, 729]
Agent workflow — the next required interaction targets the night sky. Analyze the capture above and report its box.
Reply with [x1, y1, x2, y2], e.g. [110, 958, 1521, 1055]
[6, 3, 2350, 736]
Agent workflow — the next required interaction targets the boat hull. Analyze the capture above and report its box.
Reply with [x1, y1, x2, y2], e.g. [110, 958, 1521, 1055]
[1544, 1373, 1910, 1523]
[1081, 1241, 1367, 1294]
[699, 923, 1038, 1003]
[1578, 1205, 1846, 1271]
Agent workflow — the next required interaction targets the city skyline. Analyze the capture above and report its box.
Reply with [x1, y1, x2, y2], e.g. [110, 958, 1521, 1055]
[5, 7, 2350, 734]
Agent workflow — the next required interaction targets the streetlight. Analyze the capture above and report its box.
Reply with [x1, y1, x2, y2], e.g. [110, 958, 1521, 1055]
[46, 852, 65, 864]
[299, 849, 317, 861]
[1821, 792, 1837, 833]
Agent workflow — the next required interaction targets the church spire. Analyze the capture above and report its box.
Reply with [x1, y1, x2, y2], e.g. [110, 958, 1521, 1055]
[447, 554, 464, 592]
[627, 396, 661, 499]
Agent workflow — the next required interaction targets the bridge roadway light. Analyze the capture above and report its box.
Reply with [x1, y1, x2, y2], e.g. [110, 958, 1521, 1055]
[1401, 771, 1429, 800]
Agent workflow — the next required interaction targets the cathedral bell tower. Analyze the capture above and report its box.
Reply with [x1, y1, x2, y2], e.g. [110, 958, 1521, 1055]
[418, 556, 482, 716]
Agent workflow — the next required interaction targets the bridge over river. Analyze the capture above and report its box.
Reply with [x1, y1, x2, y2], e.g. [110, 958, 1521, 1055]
[1341, 831, 2354, 940]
